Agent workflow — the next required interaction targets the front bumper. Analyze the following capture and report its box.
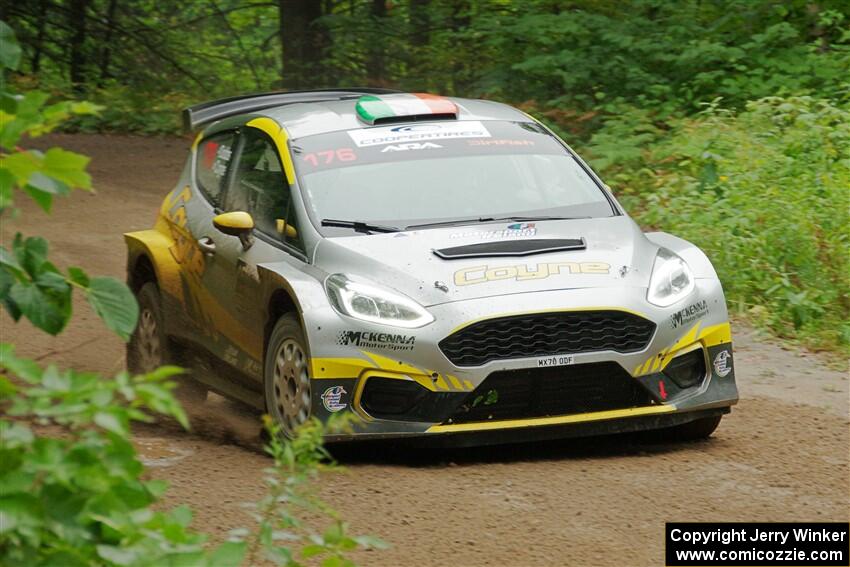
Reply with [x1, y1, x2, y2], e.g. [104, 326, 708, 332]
[304, 282, 739, 442]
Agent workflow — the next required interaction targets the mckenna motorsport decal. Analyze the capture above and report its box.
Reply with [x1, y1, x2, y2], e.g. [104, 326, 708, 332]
[381, 142, 442, 152]
[454, 261, 611, 286]
[450, 223, 537, 240]
[348, 121, 491, 147]
[713, 350, 732, 377]
[321, 386, 347, 412]
[670, 300, 709, 329]
[536, 354, 575, 368]
[337, 330, 416, 352]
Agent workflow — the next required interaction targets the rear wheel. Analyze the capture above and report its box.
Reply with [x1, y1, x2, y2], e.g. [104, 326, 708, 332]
[127, 282, 207, 404]
[264, 313, 312, 438]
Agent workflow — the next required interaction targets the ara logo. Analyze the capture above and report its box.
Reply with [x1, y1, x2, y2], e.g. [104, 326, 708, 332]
[380, 142, 443, 152]
[321, 386, 347, 412]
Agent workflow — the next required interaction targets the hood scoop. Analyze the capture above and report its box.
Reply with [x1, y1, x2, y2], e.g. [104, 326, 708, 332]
[433, 238, 586, 260]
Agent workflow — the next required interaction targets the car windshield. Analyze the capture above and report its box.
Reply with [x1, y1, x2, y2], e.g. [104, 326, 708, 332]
[292, 120, 615, 234]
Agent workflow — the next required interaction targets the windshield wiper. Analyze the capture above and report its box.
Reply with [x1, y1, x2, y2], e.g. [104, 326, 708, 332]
[321, 219, 401, 234]
[405, 215, 589, 230]
[490, 215, 591, 222]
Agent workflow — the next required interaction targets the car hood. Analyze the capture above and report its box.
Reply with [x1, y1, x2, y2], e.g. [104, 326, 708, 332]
[313, 216, 659, 307]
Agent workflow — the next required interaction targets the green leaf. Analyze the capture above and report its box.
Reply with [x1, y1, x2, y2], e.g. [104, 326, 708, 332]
[94, 411, 127, 436]
[85, 277, 139, 341]
[67, 267, 90, 287]
[0, 22, 22, 71]
[209, 541, 247, 566]
[0, 494, 42, 534]
[42, 148, 92, 190]
[9, 281, 71, 335]
[0, 375, 17, 398]
[22, 186, 53, 212]
[302, 544, 327, 558]
[0, 246, 24, 276]
[0, 169, 14, 209]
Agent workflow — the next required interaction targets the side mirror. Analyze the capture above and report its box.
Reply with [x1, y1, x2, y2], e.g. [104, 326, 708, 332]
[213, 211, 254, 248]
[275, 218, 298, 239]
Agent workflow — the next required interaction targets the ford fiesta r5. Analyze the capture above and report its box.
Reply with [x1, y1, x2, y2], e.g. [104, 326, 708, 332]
[124, 89, 738, 444]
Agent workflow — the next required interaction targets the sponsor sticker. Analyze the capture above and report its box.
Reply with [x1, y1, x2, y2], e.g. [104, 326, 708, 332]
[321, 386, 347, 412]
[713, 350, 732, 377]
[536, 354, 575, 368]
[450, 223, 537, 240]
[670, 300, 708, 329]
[337, 330, 416, 352]
[348, 121, 491, 147]
[381, 142, 443, 152]
[454, 261, 611, 286]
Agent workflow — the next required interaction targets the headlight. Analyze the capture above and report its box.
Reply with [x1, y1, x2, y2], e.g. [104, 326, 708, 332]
[647, 249, 695, 307]
[325, 274, 434, 328]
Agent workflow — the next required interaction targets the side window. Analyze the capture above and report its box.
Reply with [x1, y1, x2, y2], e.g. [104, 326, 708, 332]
[227, 130, 304, 251]
[196, 132, 236, 206]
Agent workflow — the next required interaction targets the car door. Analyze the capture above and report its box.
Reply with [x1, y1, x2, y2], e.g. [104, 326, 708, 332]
[202, 127, 307, 379]
[173, 130, 239, 354]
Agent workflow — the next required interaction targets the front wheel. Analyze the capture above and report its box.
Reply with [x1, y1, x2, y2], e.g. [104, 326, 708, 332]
[264, 313, 312, 438]
[667, 415, 723, 441]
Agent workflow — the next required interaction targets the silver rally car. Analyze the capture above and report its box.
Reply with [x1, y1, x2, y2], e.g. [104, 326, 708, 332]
[125, 88, 738, 444]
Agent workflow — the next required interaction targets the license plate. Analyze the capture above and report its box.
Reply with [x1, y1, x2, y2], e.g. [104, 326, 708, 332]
[536, 354, 575, 368]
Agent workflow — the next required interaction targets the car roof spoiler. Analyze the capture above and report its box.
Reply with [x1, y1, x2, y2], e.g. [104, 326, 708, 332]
[181, 88, 402, 133]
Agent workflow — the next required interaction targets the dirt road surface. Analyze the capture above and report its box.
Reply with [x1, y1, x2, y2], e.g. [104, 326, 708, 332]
[4, 134, 849, 566]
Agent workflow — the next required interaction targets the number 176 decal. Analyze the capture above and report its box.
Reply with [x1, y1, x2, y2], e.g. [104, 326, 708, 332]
[302, 148, 357, 167]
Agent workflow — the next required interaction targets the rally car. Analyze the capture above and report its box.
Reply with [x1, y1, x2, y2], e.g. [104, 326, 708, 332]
[125, 88, 738, 444]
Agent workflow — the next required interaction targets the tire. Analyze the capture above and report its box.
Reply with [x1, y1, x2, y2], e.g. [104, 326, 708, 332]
[264, 313, 312, 438]
[127, 282, 207, 405]
[667, 415, 723, 442]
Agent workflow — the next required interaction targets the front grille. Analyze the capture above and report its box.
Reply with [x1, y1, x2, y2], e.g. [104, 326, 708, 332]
[447, 362, 656, 424]
[439, 310, 656, 367]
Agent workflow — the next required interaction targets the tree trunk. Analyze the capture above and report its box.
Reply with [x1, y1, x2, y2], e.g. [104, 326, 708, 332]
[68, 0, 89, 93]
[278, 0, 326, 90]
[98, 0, 119, 86]
[367, 0, 387, 86]
[30, 0, 50, 73]
[409, 0, 429, 47]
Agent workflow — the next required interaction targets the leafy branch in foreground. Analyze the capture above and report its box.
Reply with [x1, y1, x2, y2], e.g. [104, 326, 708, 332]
[243, 415, 387, 567]
[0, 346, 383, 566]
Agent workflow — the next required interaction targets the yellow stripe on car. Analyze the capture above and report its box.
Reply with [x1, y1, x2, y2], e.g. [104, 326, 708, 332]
[427, 404, 676, 433]
[246, 117, 296, 184]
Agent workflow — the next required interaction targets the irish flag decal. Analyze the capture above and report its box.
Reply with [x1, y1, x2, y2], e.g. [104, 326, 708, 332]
[355, 93, 458, 124]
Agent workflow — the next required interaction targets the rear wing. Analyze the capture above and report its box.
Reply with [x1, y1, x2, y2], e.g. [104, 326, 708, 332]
[181, 88, 401, 133]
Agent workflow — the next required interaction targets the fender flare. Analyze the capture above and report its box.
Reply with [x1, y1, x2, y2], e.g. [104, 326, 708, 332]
[124, 230, 184, 304]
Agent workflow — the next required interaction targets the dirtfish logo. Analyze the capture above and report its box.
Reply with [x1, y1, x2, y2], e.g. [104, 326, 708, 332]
[337, 330, 416, 351]
[670, 300, 708, 329]
[321, 386, 347, 412]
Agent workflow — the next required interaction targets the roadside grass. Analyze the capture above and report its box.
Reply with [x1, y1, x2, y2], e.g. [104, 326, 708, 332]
[586, 96, 850, 357]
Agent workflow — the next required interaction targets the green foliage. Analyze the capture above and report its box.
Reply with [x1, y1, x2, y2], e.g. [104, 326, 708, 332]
[1, 25, 137, 338]
[0, 346, 381, 566]
[243, 415, 387, 566]
[587, 96, 850, 352]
